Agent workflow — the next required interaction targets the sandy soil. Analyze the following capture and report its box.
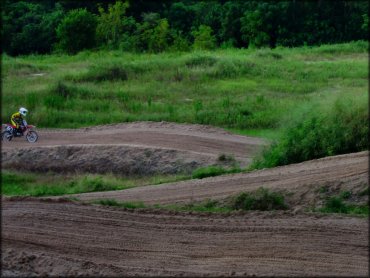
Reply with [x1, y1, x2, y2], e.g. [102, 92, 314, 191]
[2, 122, 266, 174]
[2, 198, 368, 277]
[1, 122, 368, 277]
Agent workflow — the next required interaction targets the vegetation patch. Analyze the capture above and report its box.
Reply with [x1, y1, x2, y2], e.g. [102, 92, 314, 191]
[251, 91, 368, 169]
[191, 166, 241, 179]
[185, 55, 218, 68]
[318, 196, 368, 216]
[70, 65, 129, 82]
[94, 199, 146, 209]
[230, 188, 288, 211]
[2, 170, 190, 197]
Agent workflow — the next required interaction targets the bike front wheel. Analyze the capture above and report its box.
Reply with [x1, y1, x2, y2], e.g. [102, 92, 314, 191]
[26, 130, 38, 143]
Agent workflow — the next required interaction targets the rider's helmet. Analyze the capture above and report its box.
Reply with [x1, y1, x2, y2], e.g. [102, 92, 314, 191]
[19, 107, 28, 116]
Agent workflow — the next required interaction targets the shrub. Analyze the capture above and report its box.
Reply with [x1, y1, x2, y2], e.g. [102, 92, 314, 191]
[231, 188, 288, 211]
[252, 92, 368, 168]
[318, 194, 368, 215]
[321, 196, 348, 213]
[56, 9, 98, 54]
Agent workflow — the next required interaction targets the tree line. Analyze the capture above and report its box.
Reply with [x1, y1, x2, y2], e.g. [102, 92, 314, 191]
[2, 0, 368, 56]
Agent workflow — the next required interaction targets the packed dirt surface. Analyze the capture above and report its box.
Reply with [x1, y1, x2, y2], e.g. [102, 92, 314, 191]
[71, 151, 368, 209]
[2, 122, 266, 174]
[2, 198, 368, 277]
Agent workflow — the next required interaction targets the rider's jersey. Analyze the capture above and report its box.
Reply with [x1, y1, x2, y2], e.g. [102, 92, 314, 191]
[11, 112, 24, 128]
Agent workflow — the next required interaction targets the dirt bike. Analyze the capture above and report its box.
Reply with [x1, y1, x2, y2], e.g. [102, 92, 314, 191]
[1, 122, 38, 143]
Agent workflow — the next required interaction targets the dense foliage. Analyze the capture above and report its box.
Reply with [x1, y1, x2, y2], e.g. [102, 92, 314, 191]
[251, 92, 368, 168]
[2, 0, 368, 55]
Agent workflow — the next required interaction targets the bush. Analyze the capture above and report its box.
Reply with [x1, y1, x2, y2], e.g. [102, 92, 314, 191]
[231, 188, 288, 211]
[252, 92, 368, 168]
[56, 9, 98, 54]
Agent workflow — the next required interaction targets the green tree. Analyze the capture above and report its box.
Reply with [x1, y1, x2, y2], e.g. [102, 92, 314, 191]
[2, 1, 64, 56]
[167, 2, 196, 35]
[240, 10, 270, 48]
[135, 13, 171, 53]
[56, 8, 98, 54]
[219, 1, 244, 47]
[149, 18, 171, 52]
[361, 14, 368, 32]
[192, 25, 216, 50]
[169, 30, 190, 52]
[96, 1, 136, 49]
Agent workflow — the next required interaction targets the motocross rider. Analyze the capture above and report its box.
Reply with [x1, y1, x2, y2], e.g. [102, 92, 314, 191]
[11, 107, 28, 135]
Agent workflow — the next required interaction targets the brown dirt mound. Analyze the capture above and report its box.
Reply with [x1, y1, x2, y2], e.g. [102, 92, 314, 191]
[2, 199, 368, 277]
[1, 144, 223, 175]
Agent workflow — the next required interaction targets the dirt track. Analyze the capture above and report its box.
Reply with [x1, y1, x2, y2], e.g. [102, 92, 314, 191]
[2, 122, 266, 174]
[71, 151, 368, 207]
[1, 122, 368, 277]
[2, 198, 368, 277]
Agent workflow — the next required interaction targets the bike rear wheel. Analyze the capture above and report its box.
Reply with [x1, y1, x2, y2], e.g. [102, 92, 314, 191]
[26, 131, 38, 143]
[2, 131, 13, 142]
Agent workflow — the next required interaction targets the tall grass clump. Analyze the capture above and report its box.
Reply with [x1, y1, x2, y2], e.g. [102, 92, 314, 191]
[192, 166, 241, 179]
[70, 64, 128, 82]
[251, 92, 368, 169]
[318, 195, 369, 215]
[185, 54, 218, 67]
[231, 188, 288, 211]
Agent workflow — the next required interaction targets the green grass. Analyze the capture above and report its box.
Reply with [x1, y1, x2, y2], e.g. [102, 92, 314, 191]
[191, 165, 242, 179]
[2, 41, 367, 141]
[230, 188, 288, 211]
[318, 196, 368, 216]
[2, 170, 190, 197]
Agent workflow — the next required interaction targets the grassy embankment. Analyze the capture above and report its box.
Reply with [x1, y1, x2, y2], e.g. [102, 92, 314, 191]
[2, 41, 368, 202]
[92, 186, 368, 216]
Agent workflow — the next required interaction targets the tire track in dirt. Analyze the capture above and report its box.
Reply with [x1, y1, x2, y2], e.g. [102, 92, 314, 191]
[2, 199, 368, 277]
[70, 151, 368, 206]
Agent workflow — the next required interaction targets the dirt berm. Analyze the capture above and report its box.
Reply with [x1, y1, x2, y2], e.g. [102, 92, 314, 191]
[1, 121, 266, 174]
[70, 151, 368, 209]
